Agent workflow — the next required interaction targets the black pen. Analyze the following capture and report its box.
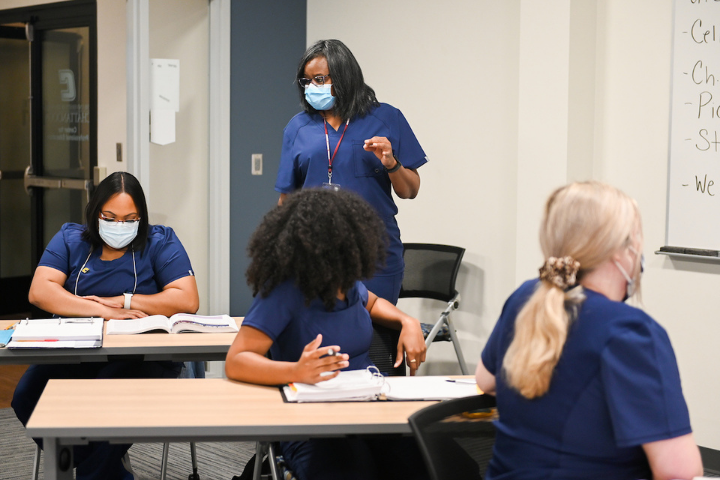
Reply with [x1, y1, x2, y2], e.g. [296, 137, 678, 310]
[445, 379, 476, 385]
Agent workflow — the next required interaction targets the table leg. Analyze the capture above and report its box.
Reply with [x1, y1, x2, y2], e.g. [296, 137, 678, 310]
[43, 437, 73, 480]
[253, 442, 266, 480]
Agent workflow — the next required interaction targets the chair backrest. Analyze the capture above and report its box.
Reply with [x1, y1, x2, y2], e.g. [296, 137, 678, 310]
[369, 324, 406, 376]
[409, 394, 497, 480]
[400, 244, 466, 303]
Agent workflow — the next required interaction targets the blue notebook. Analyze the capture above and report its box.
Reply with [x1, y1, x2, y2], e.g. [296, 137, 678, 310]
[0, 330, 13, 348]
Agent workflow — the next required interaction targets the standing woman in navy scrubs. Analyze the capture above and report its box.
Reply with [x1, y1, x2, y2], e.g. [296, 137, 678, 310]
[275, 39, 428, 305]
[13, 171, 199, 480]
[475, 182, 702, 480]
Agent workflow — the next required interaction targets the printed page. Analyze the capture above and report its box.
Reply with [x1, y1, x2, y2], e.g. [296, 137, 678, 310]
[106, 315, 171, 335]
[169, 314, 235, 327]
[384, 376, 480, 401]
[169, 314, 238, 333]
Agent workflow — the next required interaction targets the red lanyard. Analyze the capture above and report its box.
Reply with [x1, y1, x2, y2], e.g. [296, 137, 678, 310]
[324, 118, 349, 184]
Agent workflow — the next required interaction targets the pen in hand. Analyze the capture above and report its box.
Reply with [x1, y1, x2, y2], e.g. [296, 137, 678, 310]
[320, 348, 345, 377]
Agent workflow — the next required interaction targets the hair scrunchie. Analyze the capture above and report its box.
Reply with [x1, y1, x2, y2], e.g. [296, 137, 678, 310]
[539, 256, 581, 290]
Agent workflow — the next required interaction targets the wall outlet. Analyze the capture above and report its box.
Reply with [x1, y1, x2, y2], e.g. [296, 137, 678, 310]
[252, 153, 262, 175]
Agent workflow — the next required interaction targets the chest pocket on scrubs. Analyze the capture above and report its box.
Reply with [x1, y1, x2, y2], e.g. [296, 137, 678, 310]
[352, 141, 384, 177]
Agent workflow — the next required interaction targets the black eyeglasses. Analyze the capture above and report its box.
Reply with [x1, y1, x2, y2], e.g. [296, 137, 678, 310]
[298, 74, 331, 87]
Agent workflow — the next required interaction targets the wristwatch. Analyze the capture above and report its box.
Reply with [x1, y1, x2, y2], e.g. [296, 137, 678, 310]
[123, 293, 133, 310]
[386, 155, 402, 173]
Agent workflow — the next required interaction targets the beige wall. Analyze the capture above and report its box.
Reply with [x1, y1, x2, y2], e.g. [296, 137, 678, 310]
[309, 0, 720, 450]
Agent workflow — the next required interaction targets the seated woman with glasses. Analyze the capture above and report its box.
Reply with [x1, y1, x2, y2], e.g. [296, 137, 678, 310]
[13, 171, 199, 480]
[475, 182, 702, 480]
[226, 188, 428, 480]
[276, 39, 428, 305]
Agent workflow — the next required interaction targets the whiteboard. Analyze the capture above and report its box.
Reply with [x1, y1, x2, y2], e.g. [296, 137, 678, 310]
[667, 0, 720, 250]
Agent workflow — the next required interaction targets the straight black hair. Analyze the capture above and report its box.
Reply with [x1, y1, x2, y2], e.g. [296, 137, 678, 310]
[296, 39, 379, 121]
[82, 172, 149, 251]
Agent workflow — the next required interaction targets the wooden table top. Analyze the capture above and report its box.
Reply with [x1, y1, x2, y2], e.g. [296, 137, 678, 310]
[0, 319, 241, 364]
[27, 378, 437, 442]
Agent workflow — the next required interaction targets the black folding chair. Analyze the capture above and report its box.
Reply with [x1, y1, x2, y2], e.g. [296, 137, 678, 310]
[409, 394, 497, 480]
[400, 243, 469, 374]
[369, 323, 406, 377]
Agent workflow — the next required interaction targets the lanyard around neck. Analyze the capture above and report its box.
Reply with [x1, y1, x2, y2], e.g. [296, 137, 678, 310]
[323, 118, 349, 184]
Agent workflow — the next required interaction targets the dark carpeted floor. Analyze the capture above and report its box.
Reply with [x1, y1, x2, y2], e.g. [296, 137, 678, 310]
[0, 408, 255, 480]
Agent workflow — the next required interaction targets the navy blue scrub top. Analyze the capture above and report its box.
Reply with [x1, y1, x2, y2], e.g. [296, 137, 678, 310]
[275, 103, 428, 275]
[242, 280, 374, 371]
[39, 223, 194, 297]
[481, 279, 692, 480]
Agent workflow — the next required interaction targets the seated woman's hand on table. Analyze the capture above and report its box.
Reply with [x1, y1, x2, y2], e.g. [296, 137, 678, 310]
[396, 316, 426, 375]
[29, 265, 198, 320]
[366, 291, 427, 375]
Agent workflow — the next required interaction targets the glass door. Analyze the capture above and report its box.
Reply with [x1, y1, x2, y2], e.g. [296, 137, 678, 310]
[33, 25, 94, 245]
[0, 24, 32, 316]
[0, 1, 96, 318]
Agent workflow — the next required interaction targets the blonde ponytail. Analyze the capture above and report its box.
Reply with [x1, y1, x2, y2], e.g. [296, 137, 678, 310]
[502, 283, 584, 398]
[502, 182, 641, 399]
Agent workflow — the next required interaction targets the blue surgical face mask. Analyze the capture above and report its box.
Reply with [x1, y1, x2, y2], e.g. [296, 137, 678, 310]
[305, 83, 335, 111]
[98, 220, 139, 250]
[613, 246, 644, 302]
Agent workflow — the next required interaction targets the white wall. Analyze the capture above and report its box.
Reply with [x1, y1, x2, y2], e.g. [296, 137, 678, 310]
[307, 0, 522, 375]
[594, 0, 720, 450]
[97, 0, 127, 175]
[148, 0, 209, 314]
[309, 0, 720, 450]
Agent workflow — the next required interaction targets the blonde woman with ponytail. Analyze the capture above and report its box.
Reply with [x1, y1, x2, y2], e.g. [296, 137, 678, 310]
[476, 182, 702, 480]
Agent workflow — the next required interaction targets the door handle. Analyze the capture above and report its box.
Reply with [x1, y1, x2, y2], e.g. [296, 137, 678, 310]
[24, 166, 92, 195]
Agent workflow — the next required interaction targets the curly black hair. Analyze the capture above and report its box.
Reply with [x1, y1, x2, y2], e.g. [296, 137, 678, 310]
[246, 188, 387, 310]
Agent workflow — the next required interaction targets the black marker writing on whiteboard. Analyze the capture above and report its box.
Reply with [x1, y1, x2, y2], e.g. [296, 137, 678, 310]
[682, 174, 715, 196]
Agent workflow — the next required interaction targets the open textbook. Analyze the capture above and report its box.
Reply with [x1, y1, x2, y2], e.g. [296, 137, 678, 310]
[107, 314, 238, 335]
[282, 368, 481, 403]
[8, 318, 103, 349]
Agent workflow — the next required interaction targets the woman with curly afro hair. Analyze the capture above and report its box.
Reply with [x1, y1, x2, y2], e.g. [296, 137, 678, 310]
[226, 188, 428, 480]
